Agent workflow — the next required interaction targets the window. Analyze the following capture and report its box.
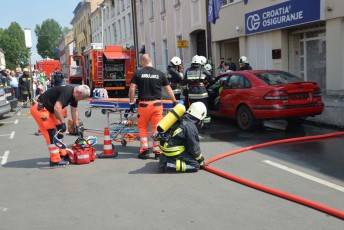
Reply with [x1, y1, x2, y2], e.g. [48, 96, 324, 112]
[118, 20, 122, 42]
[150, 0, 154, 19]
[128, 13, 133, 37]
[151, 42, 156, 68]
[140, 0, 144, 23]
[162, 39, 168, 70]
[123, 16, 127, 40]
[112, 23, 117, 44]
[161, 0, 166, 12]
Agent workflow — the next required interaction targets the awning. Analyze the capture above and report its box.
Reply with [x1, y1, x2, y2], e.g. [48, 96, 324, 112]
[103, 51, 130, 60]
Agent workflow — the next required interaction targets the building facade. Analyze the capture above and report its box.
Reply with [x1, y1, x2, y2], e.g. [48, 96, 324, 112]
[212, 0, 344, 96]
[58, 30, 75, 76]
[70, 0, 98, 55]
[135, 0, 209, 71]
[90, 0, 134, 48]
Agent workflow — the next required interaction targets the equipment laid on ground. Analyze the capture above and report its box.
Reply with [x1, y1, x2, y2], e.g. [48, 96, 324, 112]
[53, 131, 97, 165]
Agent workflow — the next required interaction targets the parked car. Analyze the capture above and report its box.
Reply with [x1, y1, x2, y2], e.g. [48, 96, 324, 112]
[3, 86, 17, 111]
[0, 86, 11, 118]
[209, 70, 324, 130]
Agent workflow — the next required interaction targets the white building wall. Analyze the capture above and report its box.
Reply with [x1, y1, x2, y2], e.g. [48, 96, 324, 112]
[135, 0, 208, 72]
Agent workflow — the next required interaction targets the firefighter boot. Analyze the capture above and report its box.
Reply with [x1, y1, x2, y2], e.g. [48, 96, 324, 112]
[138, 149, 149, 160]
[50, 160, 69, 167]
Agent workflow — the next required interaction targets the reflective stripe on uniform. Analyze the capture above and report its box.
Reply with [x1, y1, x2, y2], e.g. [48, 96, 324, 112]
[188, 93, 208, 99]
[48, 144, 59, 155]
[195, 153, 203, 161]
[176, 159, 181, 171]
[159, 142, 185, 157]
[172, 128, 182, 137]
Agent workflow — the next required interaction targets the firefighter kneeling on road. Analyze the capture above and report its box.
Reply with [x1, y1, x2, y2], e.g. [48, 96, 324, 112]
[157, 101, 207, 173]
[30, 85, 90, 167]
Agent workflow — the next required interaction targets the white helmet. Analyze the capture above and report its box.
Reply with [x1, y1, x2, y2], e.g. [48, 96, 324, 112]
[23, 67, 29, 72]
[186, 102, 207, 120]
[0, 65, 5, 71]
[191, 55, 202, 65]
[204, 63, 212, 71]
[170, 56, 182, 66]
[239, 56, 249, 64]
[200, 56, 207, 65]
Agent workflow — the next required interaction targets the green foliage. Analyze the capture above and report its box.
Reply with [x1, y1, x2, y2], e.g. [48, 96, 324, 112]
[35, 19, 63, 60]
[0, 22, 29, 70]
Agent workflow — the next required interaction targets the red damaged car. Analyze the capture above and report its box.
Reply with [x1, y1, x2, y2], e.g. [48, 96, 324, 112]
[208, 70, 324, 130]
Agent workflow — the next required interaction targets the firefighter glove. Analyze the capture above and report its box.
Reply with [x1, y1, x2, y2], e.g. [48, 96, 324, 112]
[60, 123, 67, 133]
[129, 103, 135, 113]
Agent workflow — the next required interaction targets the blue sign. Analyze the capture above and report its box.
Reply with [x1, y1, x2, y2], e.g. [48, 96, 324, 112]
[245, 0, 321, 35]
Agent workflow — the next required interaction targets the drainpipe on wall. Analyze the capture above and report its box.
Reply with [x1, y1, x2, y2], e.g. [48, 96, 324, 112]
[131, 0, 139, 68]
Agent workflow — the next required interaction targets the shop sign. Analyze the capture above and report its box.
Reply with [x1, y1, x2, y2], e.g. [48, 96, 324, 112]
[245, 0, 321, 35]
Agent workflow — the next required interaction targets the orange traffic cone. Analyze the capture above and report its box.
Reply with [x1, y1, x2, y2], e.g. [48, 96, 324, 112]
[35, 129, 43, 136]
[98, 127, 118, 158]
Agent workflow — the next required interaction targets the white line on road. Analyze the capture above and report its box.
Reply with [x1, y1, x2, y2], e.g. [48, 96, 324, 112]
[1, 150, 10, 165]
[17, 112, 21, 116]
[263, 160, 344, 193]
[10, 131, 15, 139]
[14, 119, 18, 124]
[0, 207, 8, 212]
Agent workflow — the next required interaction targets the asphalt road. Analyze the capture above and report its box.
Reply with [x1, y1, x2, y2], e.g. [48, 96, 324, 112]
[0, 100, 343, 230]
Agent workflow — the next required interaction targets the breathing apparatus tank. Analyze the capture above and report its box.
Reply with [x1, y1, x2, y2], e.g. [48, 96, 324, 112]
[157, 102, 186, 133]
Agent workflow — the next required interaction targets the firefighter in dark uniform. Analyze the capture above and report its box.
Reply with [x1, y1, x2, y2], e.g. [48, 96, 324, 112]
[158, 102, 207, 172]
[30, 85, 90, 167]
[129, 54, 177, 160]
[167, 56, 183, 100]
[19, 68, 32, 107]
[182, 55, 213, 109]
[238, 56, 253, 70]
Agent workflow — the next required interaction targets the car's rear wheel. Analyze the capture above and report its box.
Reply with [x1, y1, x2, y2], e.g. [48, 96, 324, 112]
[236, 105, 256, 131]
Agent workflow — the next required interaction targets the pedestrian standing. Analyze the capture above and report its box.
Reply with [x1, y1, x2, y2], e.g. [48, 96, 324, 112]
[8, 70, 19, 98]
[30, 85, 90, 167]
[128, 54, 177, 160]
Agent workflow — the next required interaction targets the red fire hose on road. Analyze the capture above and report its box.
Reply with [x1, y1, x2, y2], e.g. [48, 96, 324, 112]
[203, 131, 344, 220]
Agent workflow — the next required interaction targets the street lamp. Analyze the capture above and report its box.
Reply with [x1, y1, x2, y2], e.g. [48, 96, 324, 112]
[98, 3, 108, 46]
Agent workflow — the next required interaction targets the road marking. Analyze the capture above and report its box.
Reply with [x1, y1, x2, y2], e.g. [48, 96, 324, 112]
[263, 160, 344, 193]
[15, 119, 18, 124]
[17, 112, 21, 116]
[1, 150, 10, 165]
[10, 131, 15, 139]
[0, 120, 17, 124]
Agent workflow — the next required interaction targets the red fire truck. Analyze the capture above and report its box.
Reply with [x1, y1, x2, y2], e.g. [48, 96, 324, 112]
[83, 44, 136, 97]
[67, 55, 84, 85]
[36, 59, 61, 76]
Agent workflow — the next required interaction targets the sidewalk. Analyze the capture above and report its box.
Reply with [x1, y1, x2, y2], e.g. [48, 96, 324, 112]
[307, 96, 344, 129]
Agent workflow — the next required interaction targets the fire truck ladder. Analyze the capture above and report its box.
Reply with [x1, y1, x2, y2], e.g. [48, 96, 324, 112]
[96, 50, 103, 79]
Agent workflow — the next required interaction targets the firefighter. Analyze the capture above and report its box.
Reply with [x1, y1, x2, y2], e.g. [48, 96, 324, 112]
[158, 101, 207, 173]
[128, 54, 177, 160]
[19, 68, 32, 107]
[167, 56, 183, 100]
[182, 55, 212, 110]
[30, 85, 90, 167]
[238, 56, 253, 70]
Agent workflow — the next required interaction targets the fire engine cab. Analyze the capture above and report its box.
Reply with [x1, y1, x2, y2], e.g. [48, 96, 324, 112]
[68, 55, 84, 85]
[83, 43, 136, 97]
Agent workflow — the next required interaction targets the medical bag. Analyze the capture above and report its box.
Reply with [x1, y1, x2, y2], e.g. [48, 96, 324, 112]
[69, 137, 97, 165]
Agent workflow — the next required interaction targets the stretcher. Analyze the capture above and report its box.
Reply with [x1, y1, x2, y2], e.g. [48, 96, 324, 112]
[85, 98, 173, 146]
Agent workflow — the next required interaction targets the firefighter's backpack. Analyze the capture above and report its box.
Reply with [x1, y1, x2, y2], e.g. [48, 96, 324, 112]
[69, 136, 97, 164]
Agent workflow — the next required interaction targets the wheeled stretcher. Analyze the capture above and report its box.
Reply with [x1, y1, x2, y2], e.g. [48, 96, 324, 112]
[85, 98, 173, 146]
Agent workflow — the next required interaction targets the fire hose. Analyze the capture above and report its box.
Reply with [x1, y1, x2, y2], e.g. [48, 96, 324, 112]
[203, 131, 344, 220]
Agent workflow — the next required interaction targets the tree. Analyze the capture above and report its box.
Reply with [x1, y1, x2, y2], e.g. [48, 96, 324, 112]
[35, 19, 63, 60]
[0, 22, 28, 70]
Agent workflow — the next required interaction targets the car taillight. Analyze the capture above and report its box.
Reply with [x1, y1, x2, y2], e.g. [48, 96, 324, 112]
[264, 90, 289, 100]
[313, 87, 322, 97]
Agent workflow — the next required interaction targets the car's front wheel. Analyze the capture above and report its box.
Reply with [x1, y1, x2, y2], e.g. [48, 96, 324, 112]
[236, 105, 256, 131]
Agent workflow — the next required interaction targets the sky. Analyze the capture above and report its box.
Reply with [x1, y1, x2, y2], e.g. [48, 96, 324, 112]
[0, 0, 81, 63]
